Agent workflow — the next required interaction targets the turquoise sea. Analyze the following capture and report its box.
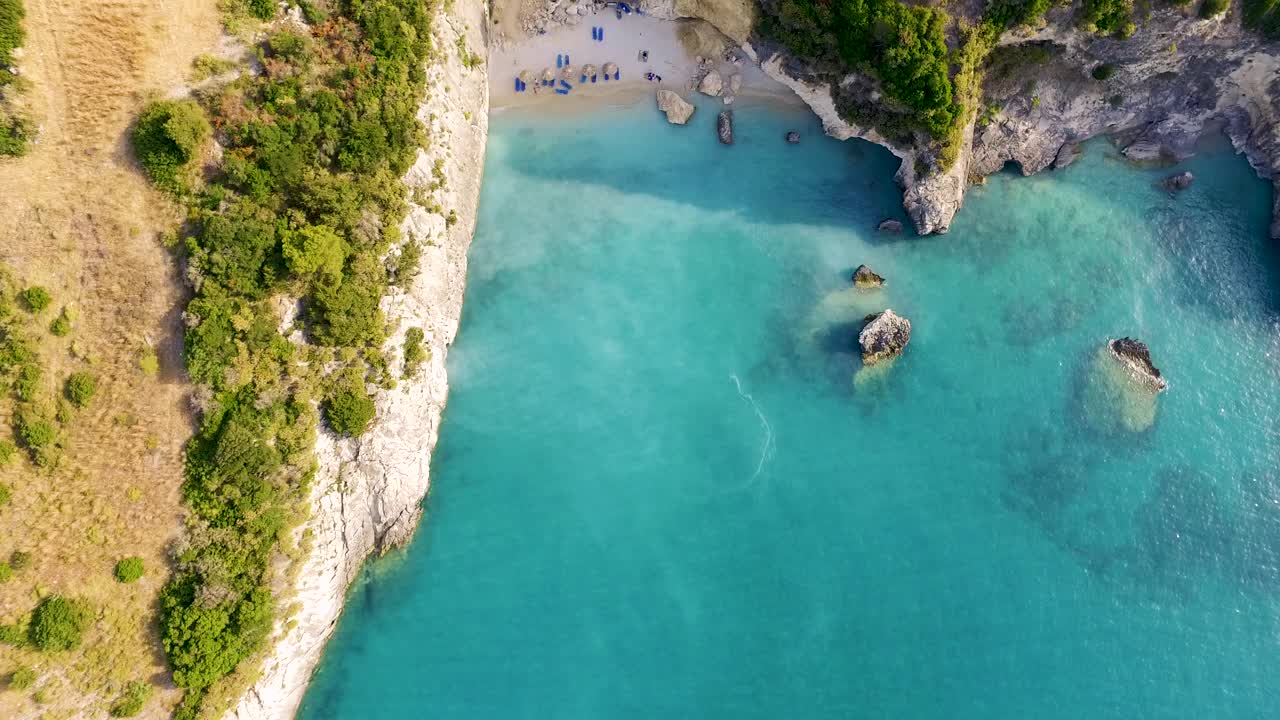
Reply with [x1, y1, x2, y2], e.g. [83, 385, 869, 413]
[300, 95, 1280, 719]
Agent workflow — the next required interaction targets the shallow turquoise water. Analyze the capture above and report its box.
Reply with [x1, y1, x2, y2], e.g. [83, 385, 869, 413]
[300, 96, 1280, 719]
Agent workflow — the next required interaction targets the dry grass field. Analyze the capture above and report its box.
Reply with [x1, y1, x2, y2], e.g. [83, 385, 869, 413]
[0, 1, 222, 717]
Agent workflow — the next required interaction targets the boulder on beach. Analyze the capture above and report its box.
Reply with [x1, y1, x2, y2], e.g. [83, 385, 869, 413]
[858, 309, 911, 366]
[852, 265, 885, 289]
[786, 131, 800, 144]
[699, 69, 724, 97]
[728, 73, 742, 94]
[877, 219, 904, 234]
[1080, 337, 1167, 434]
[717, 110, 733, 145]
[656, 90, 694, 125]
[1161, 171, 1194, 192]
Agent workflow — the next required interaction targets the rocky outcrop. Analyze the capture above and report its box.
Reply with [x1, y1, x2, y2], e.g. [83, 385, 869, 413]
[858, 309, 911, 365]
[877, 219, 903, 234]
[228, 2, 490, 719]
[656, 89, 695, 124]
[852, 264, 885, 289]
[1162, 171, 1194, 192]
[786, 130, 800, 144]
[698, 68, 724, 96]
[718, 110, 733, 144]
[728, 72, 742, 95]
[1109, 337, 1168, 392]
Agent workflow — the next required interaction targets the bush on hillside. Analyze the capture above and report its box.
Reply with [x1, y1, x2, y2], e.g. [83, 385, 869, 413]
[19, 286, 50, 312]
[114, 556, 144, 584]
[65, 371, 97, 408]
[9, 665, 36, 690]
[0, 561, 10, 583]
[1092, 63, 1117, 80]
[132, 100, 211, 193]
[109, 681, 153, 717]
[10, 549, 30, 570]
[324, 379, 376, 437]
[29, 595, 91, 652]
[0, 481, 9, 507]
[1200, 0, 1229, 16]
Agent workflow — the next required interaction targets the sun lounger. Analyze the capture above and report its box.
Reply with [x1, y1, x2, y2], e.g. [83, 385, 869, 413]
[591, 75, 598, 83]
[557, 55, 563, 68]
[560, 80, 572, 90]
[614, 71, 620, 80]
[555, 88, 569, 95]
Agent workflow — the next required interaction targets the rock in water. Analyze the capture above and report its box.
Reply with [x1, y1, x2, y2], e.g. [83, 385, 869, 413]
[728, 73, 742, 94]
[1161, 171, 1194, 192]
[698, 70, 723, 97]
[656, 90, 694, 125]
[858, 309, 911, 365]
[877, 219, 904, 234]
[1109, 337, 1168, 392]
[785, 131, 800, 144]
[1054, 143, 1081, 169]
[852, 265, 885, 289]
[717, 111, 733, 145]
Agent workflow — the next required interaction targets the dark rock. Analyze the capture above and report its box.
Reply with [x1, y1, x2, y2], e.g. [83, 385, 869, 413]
[785, 131, 800, 144]
[852, 264, 885, 289]
[717, 111, 733, 145]
[1109, 337, 1168, 392]
[877, 219, 904, 234]
[1161, 171, 1194, 192]
[858, 309, 911, 365]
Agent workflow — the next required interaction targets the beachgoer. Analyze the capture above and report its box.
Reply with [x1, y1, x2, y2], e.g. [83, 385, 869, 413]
[640, 50, 649, 62]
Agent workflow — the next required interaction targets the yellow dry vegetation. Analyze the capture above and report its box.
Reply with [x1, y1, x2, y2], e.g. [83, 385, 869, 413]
[0, 1, 222, 718]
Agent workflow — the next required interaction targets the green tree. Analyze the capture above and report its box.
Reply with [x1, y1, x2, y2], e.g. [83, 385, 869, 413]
[132, 100, 211, 193]
[19, 286, 51, 312]
[65, 371, 97, 408]
[324, 379, 376, 437]
[282, 224, 347, 279]
[114, 557, 145, 584]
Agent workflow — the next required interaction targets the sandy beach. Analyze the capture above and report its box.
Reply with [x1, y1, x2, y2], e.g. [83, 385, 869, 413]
[489, 11, 799, 114]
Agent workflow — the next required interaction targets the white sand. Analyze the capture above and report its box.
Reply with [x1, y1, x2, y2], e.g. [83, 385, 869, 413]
[489, 13, 797, 113]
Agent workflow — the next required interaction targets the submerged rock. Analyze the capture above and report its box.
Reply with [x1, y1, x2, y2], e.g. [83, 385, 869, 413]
[858, 309, 911, 366]
[1161, 171, 1194, 192]
[717, 111, 733, 145]
[877, 219, 904, 234]
[785, 131, 800, 144]
[698, 69, 723, 97]
[1054, 143, 1081, 170]
[852, 264, 885, 289]
[1109, 337, 1168, 392]
[656, 90, 694, 125]
[728, 72, 742, 95]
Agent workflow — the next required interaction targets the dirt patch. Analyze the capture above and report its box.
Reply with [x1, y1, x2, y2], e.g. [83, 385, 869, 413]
[0, 1, 221, 718]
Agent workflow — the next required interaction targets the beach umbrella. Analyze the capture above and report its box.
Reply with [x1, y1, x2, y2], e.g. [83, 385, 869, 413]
[582, 63, 598, 78]
[561, 65, 577, 81]
[603, 62, 618, 77]
[518, 69, 534, 84]
[542, 68, 555, 83]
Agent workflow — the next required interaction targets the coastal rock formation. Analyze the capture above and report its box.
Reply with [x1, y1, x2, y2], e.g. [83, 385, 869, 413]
[1109, 337, 1168, 392]
[728, 72, 742, 94]
[229, 2, 490, 719]
[858, 309, 911, 365]
[852, 264, 885, 289]
[718, 110, 733, 144]
[877, 219, 903, 233]
[786, 130, 800, 144]
[657, 90, 695, 125]
[1081, 338, 1166, 434]
[1054, 143, 1081, 170]
[698, 69, 723, 96]
[1162, 171, 1195, 192]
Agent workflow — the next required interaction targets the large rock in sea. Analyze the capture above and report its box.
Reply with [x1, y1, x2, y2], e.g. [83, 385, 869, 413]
[656, 90, 694, 125]
[1081, 337, 1167, 434]
[785, 131, 800, 144]
[717, 111, 733, 145]
[852, 265, 885, 289]
[858, 309, 911, 365]
[1161, 171, 1194, 192]
[698, 69, 723, 97]
[877, 219, 904, 234]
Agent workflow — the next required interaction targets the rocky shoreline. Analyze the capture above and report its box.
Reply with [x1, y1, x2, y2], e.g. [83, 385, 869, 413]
[227, 1, 490, 717]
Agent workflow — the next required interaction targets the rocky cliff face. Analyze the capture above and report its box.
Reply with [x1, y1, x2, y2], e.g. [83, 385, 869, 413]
[227, 2, 490, 718]
[665, 0, 1280, 237]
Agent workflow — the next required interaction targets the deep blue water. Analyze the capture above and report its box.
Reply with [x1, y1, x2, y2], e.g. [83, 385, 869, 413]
[300, 95, 1280, 719]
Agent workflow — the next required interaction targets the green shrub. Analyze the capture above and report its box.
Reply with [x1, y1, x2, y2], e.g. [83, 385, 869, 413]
[16, 404, 59, 467]
[65, 371, 97, 408]
[132, 100, 211, 193]
[29, 595, 91, 652]
[49, 308, 71, 336]
[282, 224, 347, 279]
[0, 481, 9, 507]
[1081, 0, 1135, 35]
[109, 681, 152, 717]
[114, 556, 145, 584]
[139, 347, 159, 376]
[1092, 63, 1117, 81]
[0, 0, 24, 73]
[1245, 0, 1280, 37]
[0, 623, 24, 646]
[0, 561, 10, 583]
[14, 362, 39, 401]
[19, 286, 51, 313]
[190, 54, 236, 82]
[402, 327, 428, 378]
[10, 550, 30, 570]
[1200, 0, 1229, 16]
[324, 380, 376, 437]
[9, 665, 36, 690]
